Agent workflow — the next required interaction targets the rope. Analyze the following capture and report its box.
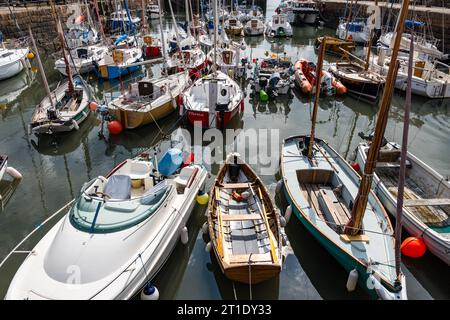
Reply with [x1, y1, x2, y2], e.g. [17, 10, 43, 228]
[248, 253, 253, 300]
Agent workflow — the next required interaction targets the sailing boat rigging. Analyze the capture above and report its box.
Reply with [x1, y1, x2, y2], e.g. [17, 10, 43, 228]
[280, 0, 411, 296]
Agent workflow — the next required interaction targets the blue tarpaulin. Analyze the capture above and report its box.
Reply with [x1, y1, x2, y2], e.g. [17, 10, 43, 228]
[405, 20, 425, 28]
[158, 148, 184, 176]
[114, 34, 129, 46]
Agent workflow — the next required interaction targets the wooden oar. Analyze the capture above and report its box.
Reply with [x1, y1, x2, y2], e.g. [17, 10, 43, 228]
[215, 187, 225, 258]
[249, 185, 278, 264]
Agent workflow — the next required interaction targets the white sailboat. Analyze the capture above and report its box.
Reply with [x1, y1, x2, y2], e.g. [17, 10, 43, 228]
[4, 151, 208, 299]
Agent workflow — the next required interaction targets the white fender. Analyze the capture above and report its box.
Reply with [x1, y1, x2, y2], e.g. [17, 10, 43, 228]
[180, 226, 188, 245]
[140, 283, 159, 300]
[72, 119, 79, 131]
[284, 205, 292, 223]
[346, 269, 358, 292]
[202, 222, 209, 235]
[205, 241, 212, 253]
[6, 167, 23, 180]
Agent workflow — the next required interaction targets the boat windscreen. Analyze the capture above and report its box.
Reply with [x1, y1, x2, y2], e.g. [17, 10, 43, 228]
[70, 184, 172, 233]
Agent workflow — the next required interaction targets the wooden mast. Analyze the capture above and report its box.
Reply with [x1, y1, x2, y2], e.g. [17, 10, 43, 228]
[50, 0, 74, 96]
[93, 0, 107, 44]
[57, 18, 75, 96]
[307, 36, 326, 159]
[345, 0, 411, 236]
[364, 29, 373, 70]
[395, 32, 414, 281]
[28, 26, 54, 108]
[344, 0, 353, 40]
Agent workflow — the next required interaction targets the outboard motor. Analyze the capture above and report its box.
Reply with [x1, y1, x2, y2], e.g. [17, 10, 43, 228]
[228, 155, 240, 182]
[258, 77, 268, 91]
[47, 109, 58, 121]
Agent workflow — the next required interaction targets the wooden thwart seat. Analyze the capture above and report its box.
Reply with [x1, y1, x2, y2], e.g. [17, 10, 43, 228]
[403, 198, 450, 207]
[221, 214, 262, 221]
[228, 253, 272, 264]
[220, 182, 253, 189]
[317, 186, 350, 231]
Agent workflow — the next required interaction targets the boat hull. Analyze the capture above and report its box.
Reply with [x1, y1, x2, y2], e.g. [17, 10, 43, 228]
[186, 100, 242, 128]
[109, 99, 177, 129]
[31, 105, 91, 135]
[0, 57, 25, 80]
[96, 64, 141, 80]
[355, 144, 450, 265]
[281, 135, 405, 299]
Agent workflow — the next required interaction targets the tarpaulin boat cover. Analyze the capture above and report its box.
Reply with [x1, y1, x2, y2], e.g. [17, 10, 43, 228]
[405, 20, 425, 28]
[158, 148, 184, 177]
[104, 175, 131, 200]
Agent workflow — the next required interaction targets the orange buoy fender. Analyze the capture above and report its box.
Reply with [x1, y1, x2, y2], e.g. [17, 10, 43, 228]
[401, 237, 427, 258]
[333, 79, 347, 95]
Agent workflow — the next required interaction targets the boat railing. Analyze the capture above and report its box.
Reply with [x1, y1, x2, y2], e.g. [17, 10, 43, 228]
[0, 199, 75, 294]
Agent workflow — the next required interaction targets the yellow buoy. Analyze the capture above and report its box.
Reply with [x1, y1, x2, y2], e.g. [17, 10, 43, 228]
[27, 52, 35, 59]
[31, 66, 38, 73]
[196, 190, 209, 205]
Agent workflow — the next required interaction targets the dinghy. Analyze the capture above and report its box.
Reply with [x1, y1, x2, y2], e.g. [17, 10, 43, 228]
[294, 59, 346, 96]
[5, 150, 207, 299]
[29, 75, 93, 135]
[106, 71, 190, 129]
[207, 153, 283, 284]
[355, 141, 450, 265]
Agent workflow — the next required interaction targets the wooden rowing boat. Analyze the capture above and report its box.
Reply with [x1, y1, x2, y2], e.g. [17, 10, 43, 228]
[207, 153, 283, 284]
[356, 142, 450, 265]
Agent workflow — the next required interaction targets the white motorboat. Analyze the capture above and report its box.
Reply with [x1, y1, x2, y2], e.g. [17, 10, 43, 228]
[372, 49, 450, 99]
[0, 47, 29, 80]
[291, 0, 319, 25]
[265, 14, 293, 38]
[55, 45, 107, 76]
[5, 150, 207, 299]
[378, 30, 446, 61]
[244, 18, 265, 36]
[355, 141, 450, 265]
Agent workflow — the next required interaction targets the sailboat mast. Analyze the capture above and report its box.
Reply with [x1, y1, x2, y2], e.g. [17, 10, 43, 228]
[365, 29, 373, 70]
[186, 0, 190, 23]
[157, 0, 167, 64]
[395, 32, 414, 281]
[141, 0, 147, 31]
[307, 36, 327, 159]
[28, 26, 54, 108]
[213, 0, 218, 76]
[168, 0, 186, 68]
[344, 0, 353, 40]
[57, 18, 75, 96]
[345, 0, 411, 236]
[93, 0, 107, 43]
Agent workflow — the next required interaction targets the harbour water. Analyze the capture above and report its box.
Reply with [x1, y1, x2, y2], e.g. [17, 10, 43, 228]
[0, 1, 449, 299]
